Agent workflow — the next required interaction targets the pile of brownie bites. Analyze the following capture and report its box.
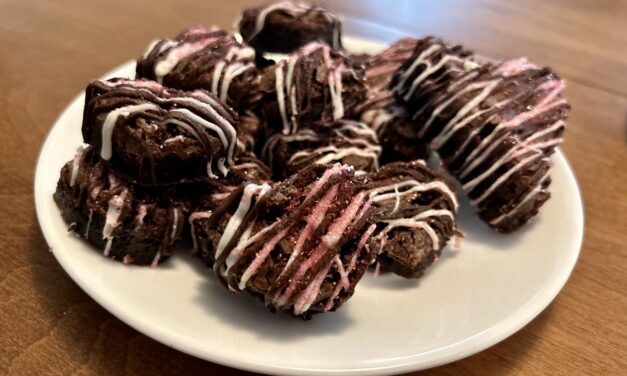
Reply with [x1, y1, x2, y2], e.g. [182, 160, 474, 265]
[54, 1, 570, 318]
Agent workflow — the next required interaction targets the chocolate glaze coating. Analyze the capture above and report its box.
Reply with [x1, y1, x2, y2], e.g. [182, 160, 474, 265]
[239, 1, 342, 54]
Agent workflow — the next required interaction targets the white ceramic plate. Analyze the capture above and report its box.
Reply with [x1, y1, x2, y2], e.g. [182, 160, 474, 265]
[34, 36, 583, 375]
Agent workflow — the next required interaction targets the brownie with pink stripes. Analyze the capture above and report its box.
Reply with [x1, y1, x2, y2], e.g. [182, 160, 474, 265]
[392, 38, 569, 232]
[190, 163, 377, 318]
[136, 26, 261, 112]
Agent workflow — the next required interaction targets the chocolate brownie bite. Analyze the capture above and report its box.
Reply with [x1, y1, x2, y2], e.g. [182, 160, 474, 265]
[238, 1, 342, 54]
[190, 163, 377, 318]
[258, 42, 367, 136]
[82, 78, 240, 186]
[136, 26, 260, 112]
[365, 161, 458, 278]
[399, 56, 570, 232]
[53, 147, 184, 266]
[261, 120, 381, 178]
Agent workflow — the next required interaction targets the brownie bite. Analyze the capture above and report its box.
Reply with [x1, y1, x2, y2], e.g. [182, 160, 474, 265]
[190, 163, 377, 318]
[365, 161, 458, 278]
[136, 26, 260, 112]
[54, 146, 185, 266]
[257, 41, 367, 136]
[82, 78, 240, 186]
[261, 120, 381, 178]
[393, 44, 570, 232]
[238, 1, 342, 54]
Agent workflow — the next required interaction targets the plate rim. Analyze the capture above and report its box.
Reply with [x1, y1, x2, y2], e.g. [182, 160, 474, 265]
[33, 41, 584, 376]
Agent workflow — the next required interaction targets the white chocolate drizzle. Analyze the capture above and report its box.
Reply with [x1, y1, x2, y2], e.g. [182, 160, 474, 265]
[84, 209, 93, 238]
[69, 146, 85, 187]
[370, 179, 458, 212]
[170, 207, 180, 244]
[100, 103, 160, 160]
[216, 184, 271, 260]
[153, 37, 219, 83]
[102, 189, 127, 257]
[204, 163, 373, 315]
[93, 79, 239, 178]
[264, 120, 381, 173]
[490, 170, 551, 225]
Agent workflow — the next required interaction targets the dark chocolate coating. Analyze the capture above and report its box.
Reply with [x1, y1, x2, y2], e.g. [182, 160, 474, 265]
[357, 92, 430, 164]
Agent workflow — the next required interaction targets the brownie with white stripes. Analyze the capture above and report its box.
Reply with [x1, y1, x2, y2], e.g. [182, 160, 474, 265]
[189, 163, 377, 318]
[261, 120, 381, 179]
[82, 78, 241, 186]
[238, 1, 342, 54]
[365, 161, 458, 278]
[392, 38, 569, 232]
[53, 146, 184, 266]
[136, 26, 260, 112]
[257, 42, 367, 136]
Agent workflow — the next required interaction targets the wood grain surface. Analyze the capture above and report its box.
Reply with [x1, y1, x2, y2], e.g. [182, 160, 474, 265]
[1, 0, 625, 375]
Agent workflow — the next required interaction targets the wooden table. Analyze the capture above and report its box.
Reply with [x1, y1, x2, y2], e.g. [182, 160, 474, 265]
[1, 0, 625, 374]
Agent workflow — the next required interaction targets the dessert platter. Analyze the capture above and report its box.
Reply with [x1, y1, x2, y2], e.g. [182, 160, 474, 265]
[34, 1, 584, 374]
